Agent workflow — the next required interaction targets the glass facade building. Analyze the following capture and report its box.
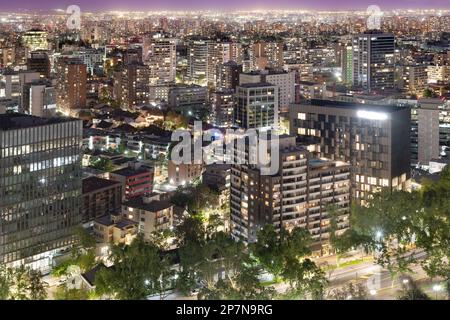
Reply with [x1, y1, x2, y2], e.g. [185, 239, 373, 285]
[0, 114, 83, 270]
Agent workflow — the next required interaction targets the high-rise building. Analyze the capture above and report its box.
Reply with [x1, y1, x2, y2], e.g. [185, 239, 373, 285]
[143, 36, 177, 85]
[216, 61, 242, 91]
[21, 79, 56, 117]
[234, 83, 278, 130]
[290, 99, 411, 204]
[115, 62, 150, 109]
[21, 29, 48, 54]
[27, 51, 51, 78]
[251, 41, 284, 71]
[239, 70, 295, 112]
[71, 48, 106, 76]
[340, 43, 353, 85]
[352, 31, 395, 92]
[399, 64, 428, 95]
[56, 58, 87, 113]
[0, 114, 83, 270]
[187, 40, 238, 86]
[187, 40, 214, 85]
[212, 91, 234, 128]
[230, 135, 350, 247]
[1, 70, 40, 104]
[0, 47, 15, 68]
[411, 100, 441, 165]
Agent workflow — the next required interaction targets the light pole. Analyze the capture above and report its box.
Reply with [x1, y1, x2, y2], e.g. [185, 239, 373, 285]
[433, 284, 442, 300]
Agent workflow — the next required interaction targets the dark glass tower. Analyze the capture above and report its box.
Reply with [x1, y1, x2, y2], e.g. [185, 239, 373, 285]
[0, 114, 83, 270]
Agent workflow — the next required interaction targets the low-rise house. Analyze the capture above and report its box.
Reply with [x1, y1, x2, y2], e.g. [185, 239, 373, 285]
[122, 193, 174, 240]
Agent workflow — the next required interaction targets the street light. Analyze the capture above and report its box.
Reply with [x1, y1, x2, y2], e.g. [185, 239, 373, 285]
[402, 279, 409, 285]
[433, 284, 442, 300]
[369, 289, 377, 296]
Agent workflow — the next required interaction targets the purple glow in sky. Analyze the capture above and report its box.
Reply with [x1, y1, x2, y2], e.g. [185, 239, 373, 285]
[1, 0, 449, 11]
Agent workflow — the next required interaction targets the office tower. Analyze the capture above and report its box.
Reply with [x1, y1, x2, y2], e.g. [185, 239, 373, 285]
[27, 51, 51, 78]
[352, 31, 395, 92]
[216, 61, 242, 91]
[230, 135, 350, 247]
[212, 91, 234, 128]
[21, 79, 56, 117]
[115, 62, 150, 109]
[251, 41, 284, 71]
[234, 83, 278, 130]
[0, 114, 83, 270]
[143, 36, 177, 85]
[239, 70, 295, 112]
[56, 58, 87, 113]
[290, 99, 411, 204]
[21, 29, 48, 54]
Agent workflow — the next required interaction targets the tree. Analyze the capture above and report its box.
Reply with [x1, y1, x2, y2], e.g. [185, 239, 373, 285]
[90, 158, 114, 172]
[422, 88, 435, 98]
[10, 265, 30, 300]
[0, 265, 12, 300]
[397, 278, 430, 300]
[327, 282, 368, 300]
[251, 225, 328, 299]
[198, 264, 275, 300]
[54, 285, 90, 300]
[331, 168, 450, 288]
[95, 235, 173, 300]
[28, 270, 47, 300]
[75, 226, 96, 250]
[331, 189, 420, 277]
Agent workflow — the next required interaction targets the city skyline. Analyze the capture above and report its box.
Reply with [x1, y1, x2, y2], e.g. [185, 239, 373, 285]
[1, 0, 450, 12]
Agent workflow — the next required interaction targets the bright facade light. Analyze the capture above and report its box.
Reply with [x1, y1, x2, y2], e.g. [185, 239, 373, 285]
[357, 110, 388, 121]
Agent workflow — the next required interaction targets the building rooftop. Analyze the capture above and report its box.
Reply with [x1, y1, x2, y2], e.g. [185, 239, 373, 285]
[111, 166, 152, 177]
[82, 177, 121, 194]
[0, 113, 78, 131]
[94, 215, 115, 227]
[238, 82, 275, 88]
[308, 99, 408, 113]
[114, 219, 137, 230]
[123, 197, 173, 212]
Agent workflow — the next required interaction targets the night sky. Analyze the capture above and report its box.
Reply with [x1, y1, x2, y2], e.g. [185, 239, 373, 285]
[0, 0, 449, 12]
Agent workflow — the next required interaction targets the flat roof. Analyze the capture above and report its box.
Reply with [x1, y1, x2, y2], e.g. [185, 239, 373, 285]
[82, 176, 121, 194]
[309, 99, 408, 113]
[123, 197, 173, 212]
[0, 113, 78, 131]
[111, 166, 152, 177]
[238, 82, 275, 88]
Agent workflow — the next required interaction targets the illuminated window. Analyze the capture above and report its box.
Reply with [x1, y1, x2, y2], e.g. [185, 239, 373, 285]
[298, 113, 306, 120]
